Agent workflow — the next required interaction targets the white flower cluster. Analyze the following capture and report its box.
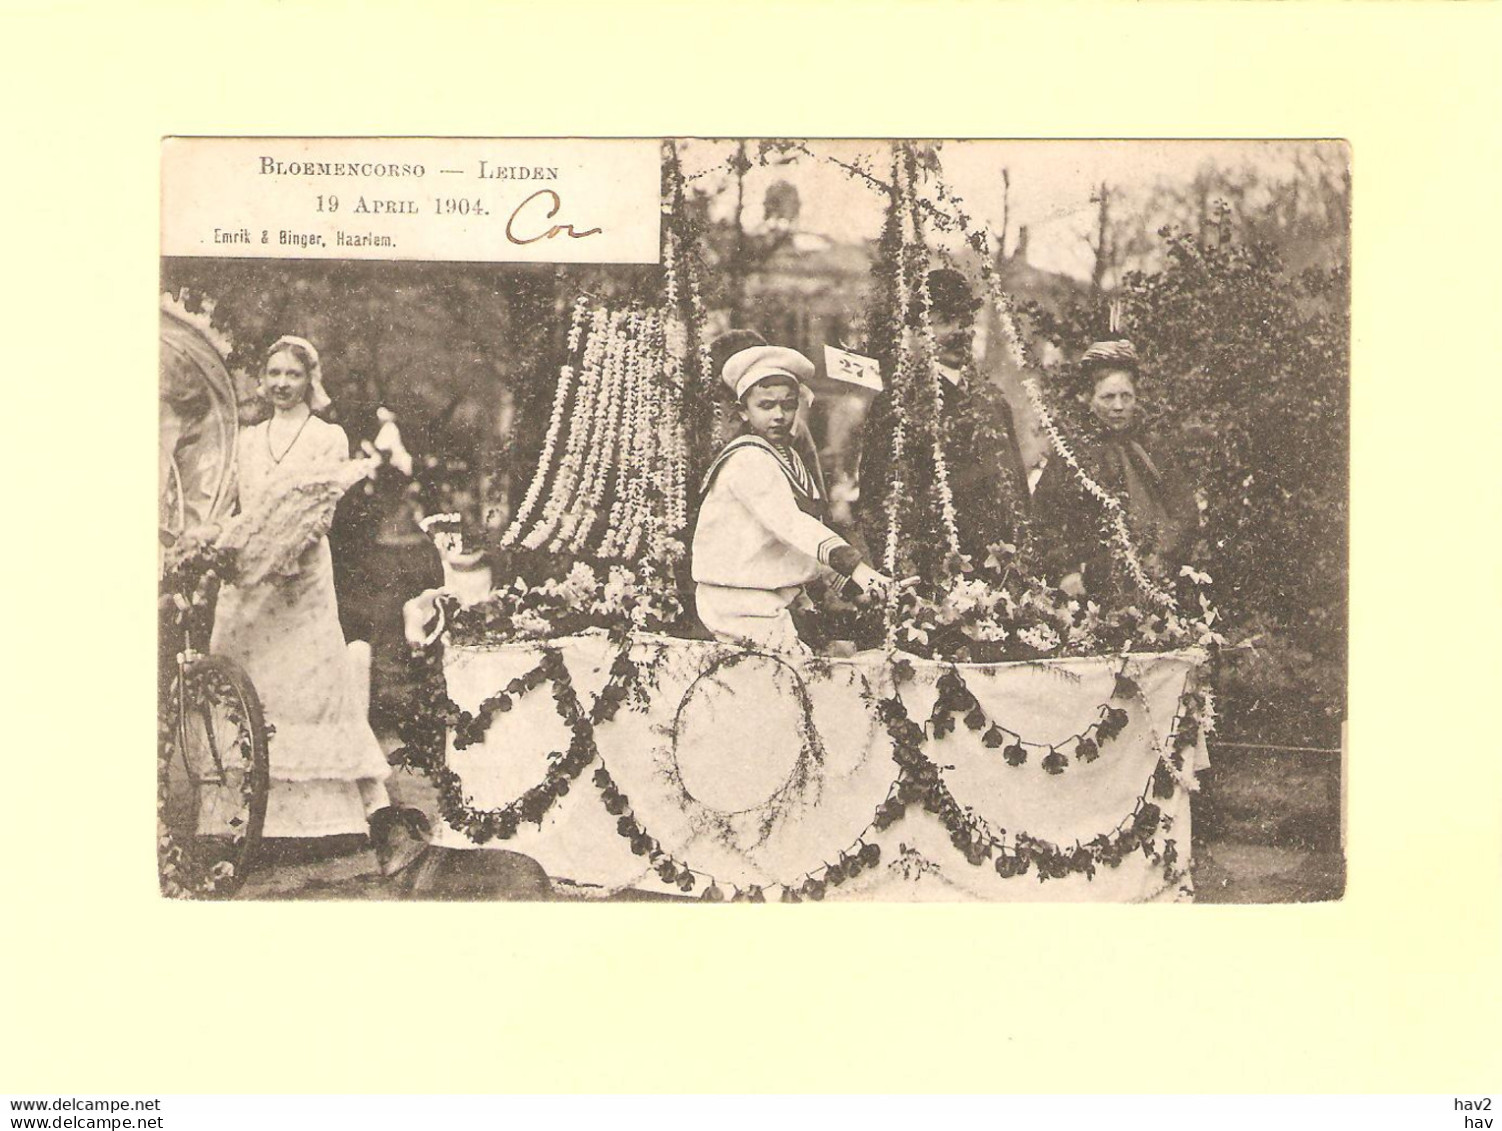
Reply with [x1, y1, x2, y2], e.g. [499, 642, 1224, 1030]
[556, 560, 601, 605]
[1199, 686, 1218, 736]
[501, 295, 591, 549]
[558, 309, 632, 550]
[522, 307, 609, 551]
[935, 576, 1003, 623]
[1016, 623, 1062, 654]
[500, 291, 692, 572]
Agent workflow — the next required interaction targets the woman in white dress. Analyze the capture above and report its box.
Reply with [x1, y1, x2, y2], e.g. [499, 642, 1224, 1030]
[210, 336, 396, 842]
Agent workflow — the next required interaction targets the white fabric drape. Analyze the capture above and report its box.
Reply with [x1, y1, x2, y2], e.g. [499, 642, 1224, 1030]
[431, 633, 1207, 902]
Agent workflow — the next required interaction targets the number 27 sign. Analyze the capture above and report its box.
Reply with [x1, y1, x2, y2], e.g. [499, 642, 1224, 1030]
[823, 346, 883, 392]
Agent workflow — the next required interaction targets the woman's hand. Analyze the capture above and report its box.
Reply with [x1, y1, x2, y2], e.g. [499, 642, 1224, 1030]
[353, 446, 383, 481]
[170, 522, 222, 562]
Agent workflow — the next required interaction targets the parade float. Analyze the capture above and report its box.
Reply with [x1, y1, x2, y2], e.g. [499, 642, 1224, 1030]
[391, 142, 1222, 902]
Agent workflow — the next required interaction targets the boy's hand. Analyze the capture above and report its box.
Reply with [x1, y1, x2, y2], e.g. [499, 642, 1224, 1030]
[851, 564, 893, 596]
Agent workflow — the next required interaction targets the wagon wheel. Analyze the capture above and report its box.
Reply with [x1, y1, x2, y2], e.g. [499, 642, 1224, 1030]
[158, 655, 270, 899]
[161, 456, 187, 548]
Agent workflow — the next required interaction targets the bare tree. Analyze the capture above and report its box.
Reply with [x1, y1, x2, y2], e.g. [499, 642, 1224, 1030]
[1085, 181, 1115, 290]
[998, 167, 1010, 260]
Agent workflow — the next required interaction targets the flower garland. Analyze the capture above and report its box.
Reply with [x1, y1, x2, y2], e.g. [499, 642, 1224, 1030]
[500, 299, 691, 571]
[607, 311, 658, 559]
[553, 309, 625, 551]
[521, 307, 605, 551]
[397, 636, 1191, 898]
[880, 149, 912, 649]
[392, 643, 641, 843]
[467, 143, 710, 644]
[662, 141, 721, 478]
[499, 295, 589, 547]
[868, 142, 986, 645]
[924, 663, 1133, 773]
[657, 649, 831, 850]
[590, 757, 734, 901]
[820, 150, 1194, 621]
[492, 142, 707, 571]
[901, 148, 962, 559]
[660, 323, 691, 543]
[588, 311, 639, 548]
[602, 655, 1185, 897]
[873, 687, 1180, 881]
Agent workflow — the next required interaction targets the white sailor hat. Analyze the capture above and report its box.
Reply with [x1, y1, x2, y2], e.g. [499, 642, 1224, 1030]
[721, 345, 816, 401]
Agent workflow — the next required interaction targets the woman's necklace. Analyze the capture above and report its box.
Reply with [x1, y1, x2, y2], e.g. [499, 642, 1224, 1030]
[267, 410, 313, 464]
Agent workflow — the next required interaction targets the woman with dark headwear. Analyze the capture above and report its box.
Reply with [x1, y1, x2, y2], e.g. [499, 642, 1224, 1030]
[1032, 338, 1198, 599]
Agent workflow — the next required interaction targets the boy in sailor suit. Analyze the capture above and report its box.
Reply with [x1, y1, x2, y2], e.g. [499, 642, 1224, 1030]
[692, 345, 891, 652]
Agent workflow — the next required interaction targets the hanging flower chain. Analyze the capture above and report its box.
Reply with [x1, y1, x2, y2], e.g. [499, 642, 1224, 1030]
[880, 147, 912, 649]
[606, 312, 650, 558]
[555, 310, 624, 550]
[874, 688, 1180, 881]
[395, 633, 1190, 898]
[909, 216, 962, 556]
[923, 664, 1135, 771]
[525, 307, 608, 550]
[499, 294, 590, 547]
[901, 161, 1177, 613]
[392, 644, 641, 844]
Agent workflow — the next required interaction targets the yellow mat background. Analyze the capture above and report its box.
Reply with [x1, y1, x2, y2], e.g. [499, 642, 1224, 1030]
[4, 0, 1499, 1093]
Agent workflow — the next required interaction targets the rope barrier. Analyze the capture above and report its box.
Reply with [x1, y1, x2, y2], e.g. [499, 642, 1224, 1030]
[1212, 741, 1342, 756]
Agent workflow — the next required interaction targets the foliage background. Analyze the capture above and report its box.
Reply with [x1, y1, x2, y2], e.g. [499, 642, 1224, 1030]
[1021, 212, 1349, 748]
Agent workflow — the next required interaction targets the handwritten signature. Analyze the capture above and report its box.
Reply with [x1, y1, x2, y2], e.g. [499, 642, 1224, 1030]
[505, 189, 603, 245]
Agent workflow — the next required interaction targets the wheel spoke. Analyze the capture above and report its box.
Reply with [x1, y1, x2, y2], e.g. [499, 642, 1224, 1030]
[197, 696, 227, 778]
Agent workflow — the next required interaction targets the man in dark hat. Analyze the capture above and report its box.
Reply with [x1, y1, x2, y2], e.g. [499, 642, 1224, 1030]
[1032, 338, 1198, 598]
[856, 267, 1031, 567]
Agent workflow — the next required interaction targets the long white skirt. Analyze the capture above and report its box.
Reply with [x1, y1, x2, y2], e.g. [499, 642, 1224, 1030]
[212, 537, 390, 837]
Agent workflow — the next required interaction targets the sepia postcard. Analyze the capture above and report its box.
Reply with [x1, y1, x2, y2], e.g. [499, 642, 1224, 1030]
[158, 137, 1347, 906]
